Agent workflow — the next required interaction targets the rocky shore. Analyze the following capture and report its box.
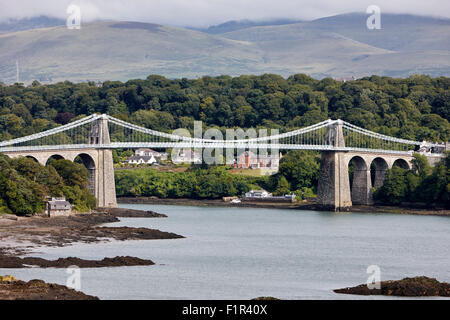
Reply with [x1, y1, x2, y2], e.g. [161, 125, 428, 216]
[0, 208, 183, 258]
[0, 254, 155, 268]
[0, 276, 98, 300]
[334, 277, 450, 297]
[100, 207, 167, 218]
[0, 207, 184, 299]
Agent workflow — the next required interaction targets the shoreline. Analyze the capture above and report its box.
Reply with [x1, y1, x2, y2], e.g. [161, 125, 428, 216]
[118, 197, 450, 217]
[0, 207, 184, 300]
[0, 207, 183, 261]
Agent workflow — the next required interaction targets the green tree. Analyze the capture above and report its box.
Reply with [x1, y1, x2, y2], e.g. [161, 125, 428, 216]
[411, 153, 431, 179]
[278, 151, 320, 191]
[273, 176, 290, 196]
[373, 167, 409, 204]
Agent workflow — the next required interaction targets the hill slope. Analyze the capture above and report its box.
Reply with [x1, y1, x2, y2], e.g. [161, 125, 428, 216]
[0, 16, 65, 34]
[221, 13, 450, 78]
[0, 13, 449, 83]
[0, 21, 263, 83]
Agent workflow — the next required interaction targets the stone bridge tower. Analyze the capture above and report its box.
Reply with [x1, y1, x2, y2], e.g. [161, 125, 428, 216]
[317, 121, 352, 211]
[88, 115, 117, 208]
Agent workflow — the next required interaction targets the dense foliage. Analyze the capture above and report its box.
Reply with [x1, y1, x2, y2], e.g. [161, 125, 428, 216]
[374, 153, 450, 207]
[115, 166, 264, 199]
[0, 74, 449, 142]
[0, 155, 96, 215]
[115, 151, 321, 200]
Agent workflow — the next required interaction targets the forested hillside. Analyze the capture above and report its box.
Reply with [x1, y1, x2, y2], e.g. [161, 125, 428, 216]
[0, 74, 449, 142]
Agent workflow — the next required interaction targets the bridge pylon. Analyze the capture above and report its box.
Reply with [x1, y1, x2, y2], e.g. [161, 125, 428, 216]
[317, 121, 352, 211]
[89, 115, 117, 208]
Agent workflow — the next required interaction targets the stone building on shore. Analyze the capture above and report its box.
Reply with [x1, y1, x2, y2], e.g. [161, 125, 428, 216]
[45, 197, 72, 217]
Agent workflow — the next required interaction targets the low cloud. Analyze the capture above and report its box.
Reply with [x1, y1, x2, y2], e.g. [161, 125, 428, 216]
[1, 0, 449, 27]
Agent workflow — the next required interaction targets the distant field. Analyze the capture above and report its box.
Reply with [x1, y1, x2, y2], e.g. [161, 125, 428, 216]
[229, 168, 263, 176]
[115, 165, 189, 173]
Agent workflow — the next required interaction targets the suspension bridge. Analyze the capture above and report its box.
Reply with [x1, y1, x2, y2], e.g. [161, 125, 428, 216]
[0, 114, 447, 210]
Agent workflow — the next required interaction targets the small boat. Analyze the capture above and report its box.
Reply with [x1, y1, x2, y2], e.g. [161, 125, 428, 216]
[230, 199, 241, 204]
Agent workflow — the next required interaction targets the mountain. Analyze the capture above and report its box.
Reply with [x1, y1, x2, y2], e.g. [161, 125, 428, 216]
[0, 21, 265, 83]
[220, 13, 450, 78]
[292, 13, 450, 51]
[0, 16, 65, 34]
[0, 13, 449, 84]
[193, 19, 302, 34]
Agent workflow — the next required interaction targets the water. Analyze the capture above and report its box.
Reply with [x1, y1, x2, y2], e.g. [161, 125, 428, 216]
[2, 204, 450, 300]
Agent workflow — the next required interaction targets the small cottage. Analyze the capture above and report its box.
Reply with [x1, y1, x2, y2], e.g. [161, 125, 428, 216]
[45, 197, 72, 217]
[126, 155, 157, 165]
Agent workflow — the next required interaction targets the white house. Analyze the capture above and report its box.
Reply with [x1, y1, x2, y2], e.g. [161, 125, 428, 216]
[244, 189, 272, 198]
[127, 155, 157, 165]
[123, 148, 169, 165]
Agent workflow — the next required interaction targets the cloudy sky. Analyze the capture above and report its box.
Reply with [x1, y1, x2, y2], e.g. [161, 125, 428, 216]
[1, 0, 449, 27]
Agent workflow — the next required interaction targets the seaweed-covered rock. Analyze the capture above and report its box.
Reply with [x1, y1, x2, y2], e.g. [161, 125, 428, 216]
[0, 276, 98, 300]
[334, 277, 450, 297]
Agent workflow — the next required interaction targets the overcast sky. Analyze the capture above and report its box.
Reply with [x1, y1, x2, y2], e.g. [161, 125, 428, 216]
[1, 0, 449, 27]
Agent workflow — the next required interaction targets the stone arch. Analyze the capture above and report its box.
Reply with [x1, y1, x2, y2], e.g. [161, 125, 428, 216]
[348, 156, 372, 205]
[25, 155, 39, 163]
[74, 153, 96, 195]
[45, 154, 65, 166]
[392, 158, 410, 170]
[370, 157, 389, 189]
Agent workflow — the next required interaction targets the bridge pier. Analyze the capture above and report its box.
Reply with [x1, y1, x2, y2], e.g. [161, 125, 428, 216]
[372, 158, 389, 189]
[351, 166, 373, 205]
[88, 116, 117, 208]
[317, 152, 352, 211]
[95, 149, 117, 208]
[317, 121, 352, 211]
